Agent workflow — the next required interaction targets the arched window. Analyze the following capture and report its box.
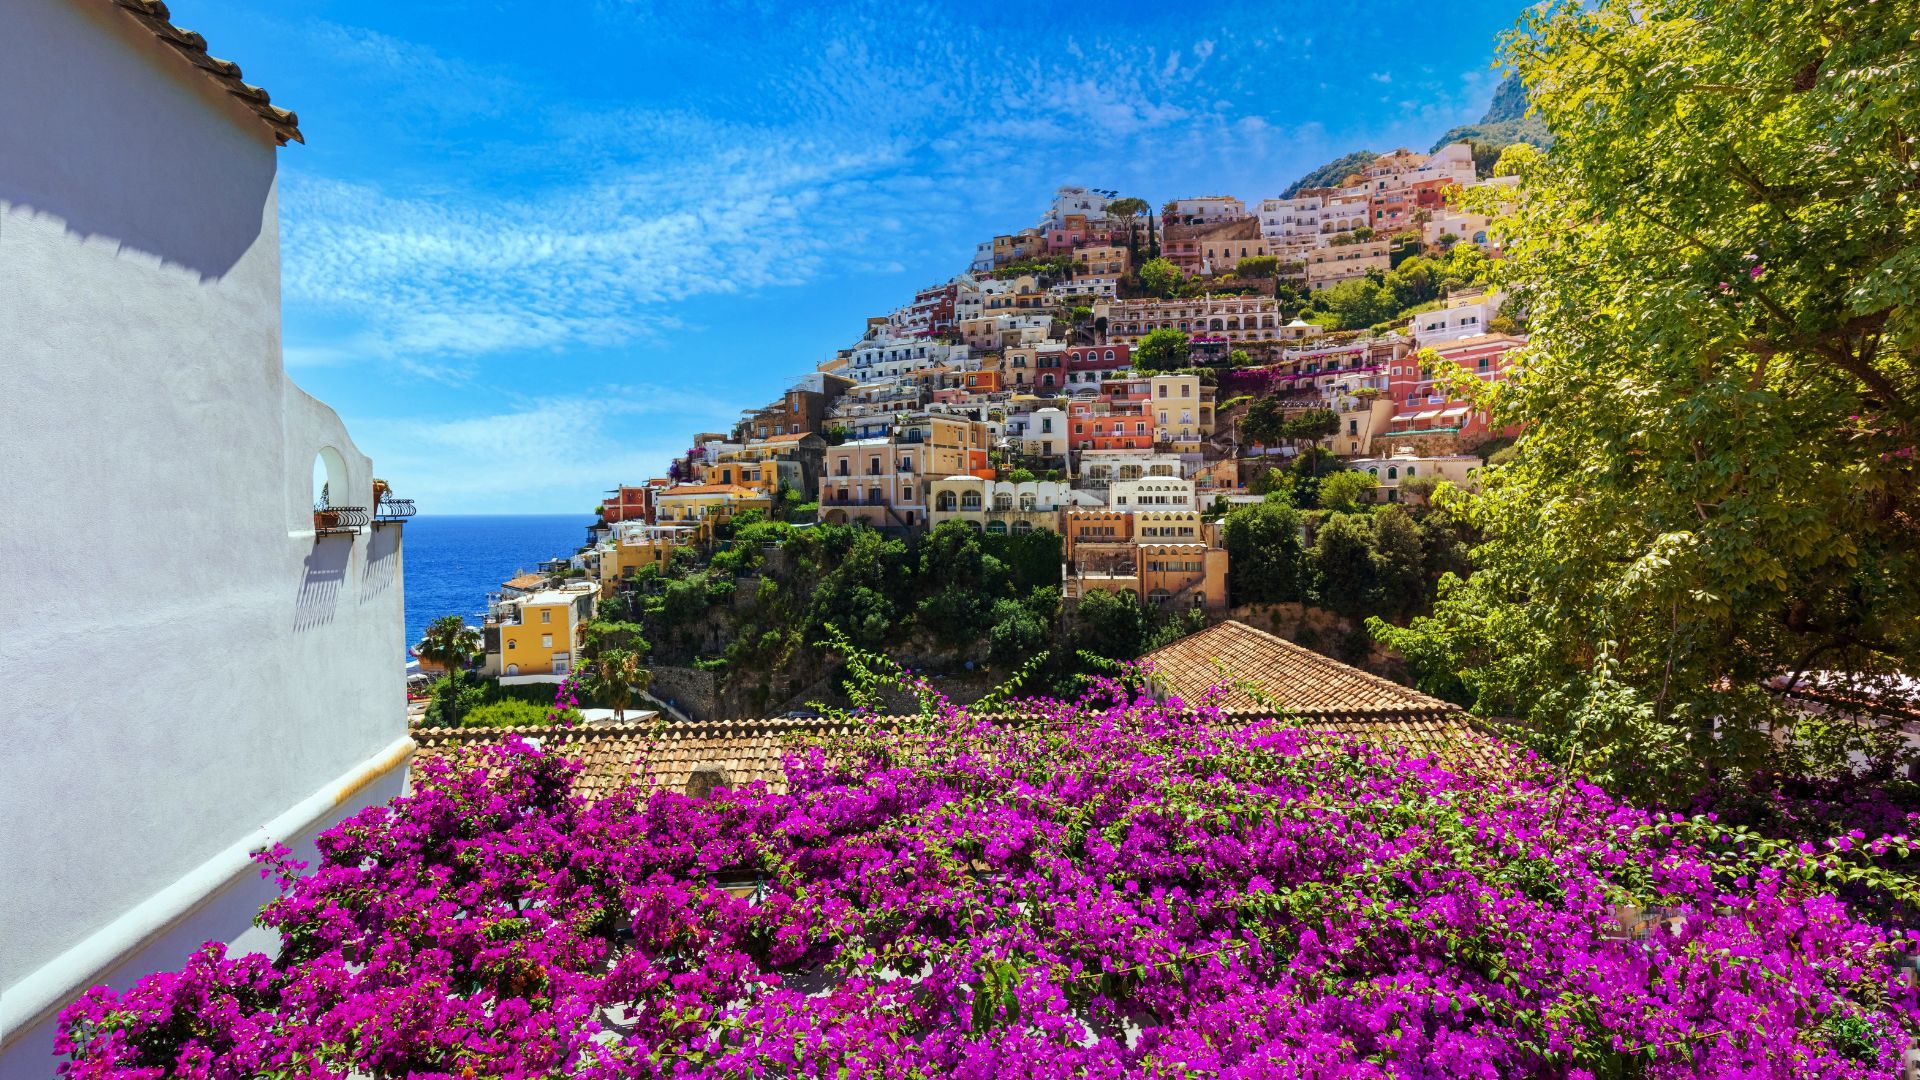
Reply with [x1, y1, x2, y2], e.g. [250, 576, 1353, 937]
[1018, 493, 1036, 511]
[936, 491, 956, 512]
[961, 492, 983, 511]
[986, 521, 1008, 535]
[1387, 467, 1398, 479]
[1012, 520, 1033, 535]
[993, 492, 1013, 511]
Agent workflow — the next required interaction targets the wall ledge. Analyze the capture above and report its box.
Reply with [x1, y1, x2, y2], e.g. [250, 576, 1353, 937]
[0, 735, 414, 1046]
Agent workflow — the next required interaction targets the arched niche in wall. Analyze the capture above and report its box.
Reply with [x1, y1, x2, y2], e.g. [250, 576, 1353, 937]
[312, 446, 348, 510]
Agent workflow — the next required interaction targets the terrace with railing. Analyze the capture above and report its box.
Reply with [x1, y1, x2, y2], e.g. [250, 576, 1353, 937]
[312, 504, 369, 536]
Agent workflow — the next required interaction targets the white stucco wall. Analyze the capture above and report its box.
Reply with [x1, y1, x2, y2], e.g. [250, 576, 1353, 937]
[0, 2, 408, 1072]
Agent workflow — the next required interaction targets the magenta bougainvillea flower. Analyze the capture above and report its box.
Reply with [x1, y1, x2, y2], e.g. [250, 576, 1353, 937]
[55, 680, 1920, 1078]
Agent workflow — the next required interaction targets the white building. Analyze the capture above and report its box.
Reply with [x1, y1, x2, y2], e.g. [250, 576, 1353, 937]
[1, 4, 409, 1073]
[1076, 451, 1191, 491]
[1412, 289, 1505, 346]
[846, 337, 975, 383]
[1043, 186, 1113, 226]
[1350, 451, 1484, 502]
[1014, 406, 1069, 459]
[1167, 195, 1247, 223]
[1109, 476, 1199, 512]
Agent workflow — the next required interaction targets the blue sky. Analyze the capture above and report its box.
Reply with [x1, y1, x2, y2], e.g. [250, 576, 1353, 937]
[188, 0, 1523, 513]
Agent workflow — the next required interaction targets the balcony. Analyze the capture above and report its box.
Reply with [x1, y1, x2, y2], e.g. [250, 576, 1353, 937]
[374, 496, 416, 523]
[312, 505, 369, 536]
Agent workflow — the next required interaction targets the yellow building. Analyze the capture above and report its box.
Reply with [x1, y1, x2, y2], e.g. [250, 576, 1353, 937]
[1147, 374, 1215, 449]
[482, 582, 597, 678]
[695, 459, 779, 496]
[597, 523, 700, 586]
[654, 483, 773, 524]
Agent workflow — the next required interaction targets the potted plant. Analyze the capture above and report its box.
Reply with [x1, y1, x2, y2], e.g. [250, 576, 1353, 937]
[372, 478, 390, 507]
[314, 507, 341, 532]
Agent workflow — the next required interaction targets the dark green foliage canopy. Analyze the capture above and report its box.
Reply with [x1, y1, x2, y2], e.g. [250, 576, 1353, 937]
[1380, 0, 1920, 799]
[1281, 149, 1378, 198]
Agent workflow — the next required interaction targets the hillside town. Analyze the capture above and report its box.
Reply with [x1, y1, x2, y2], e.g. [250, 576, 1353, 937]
[464, 148, 1522, 690]
[18, 0, 1920, 1076]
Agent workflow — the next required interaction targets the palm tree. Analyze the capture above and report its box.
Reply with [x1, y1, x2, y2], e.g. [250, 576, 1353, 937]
[594, 649, 649, 722]
[417, 614, 481, 671]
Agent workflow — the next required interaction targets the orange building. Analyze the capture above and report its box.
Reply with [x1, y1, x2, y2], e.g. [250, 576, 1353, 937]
[1063, 510, 1228, 613]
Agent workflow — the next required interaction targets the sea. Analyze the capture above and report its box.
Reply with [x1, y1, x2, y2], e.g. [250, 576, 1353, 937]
[401, 514, 596, 655]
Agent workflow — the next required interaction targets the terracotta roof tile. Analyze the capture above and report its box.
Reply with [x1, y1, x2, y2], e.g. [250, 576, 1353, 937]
[502, 573, 548, 591]
[1143, 620, 1447, 715]
[412, 717, 868, 800]
[414, 697, 1514, 804]
[1141, 620, 1502, 765]
[109, 0, 303, 145]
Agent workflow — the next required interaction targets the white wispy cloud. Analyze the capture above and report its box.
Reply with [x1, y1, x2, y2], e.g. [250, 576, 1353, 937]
[279, 8, 1310, 371]
[353, 385, 739, 512]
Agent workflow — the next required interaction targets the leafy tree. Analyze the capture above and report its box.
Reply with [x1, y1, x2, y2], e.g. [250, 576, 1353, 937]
[1224, 498, 1307, 606]
[987, 595, 1052, 667]
[984, 529, 1064, 595]
[1004, 467, 1037, 484]
[1316, 277, 1398, 330]
[417, 614, 481, 671]
[1138, 257, 1182, 298]
[822, 425, 851, 446]
[1399, 474, 1442, 506]
[1311, 513, 1378, 617]
[1134, 328, 1191, 372]
[1282, 408, 1340, 450]
[1144, 605, 1209, 652]
[1227, 349, 1252, 368]
[915, 522, 1009, 647]
[1240, 394, 1286, 447]
[1235, 255, 1279, 279]
[1468, 139, 1505, 179]
[810, 530, 906, 648]
[1317, 469, 1377, 514]
[423, 669, 489, 727]
[1074, 588, 1152, 661]
[1246, 465, 1292, 500]
[1369, 507, 1430, 620]
[1389, 0, 1920, 798]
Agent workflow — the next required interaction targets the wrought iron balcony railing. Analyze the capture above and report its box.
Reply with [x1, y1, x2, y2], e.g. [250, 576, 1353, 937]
[313, 505, 370, 536]
[375, 496, 417, 522]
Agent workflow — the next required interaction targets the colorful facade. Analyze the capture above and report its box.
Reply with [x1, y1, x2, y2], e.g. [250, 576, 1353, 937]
[483, 583, 598, 678]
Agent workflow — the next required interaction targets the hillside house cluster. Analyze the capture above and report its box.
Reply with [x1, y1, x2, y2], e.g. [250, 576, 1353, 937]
[591, 152, 1524, 618]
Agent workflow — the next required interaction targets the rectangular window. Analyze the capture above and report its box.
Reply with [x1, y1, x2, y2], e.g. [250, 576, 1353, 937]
[541, 635, 553, 648]
[541, 609, 552, 624]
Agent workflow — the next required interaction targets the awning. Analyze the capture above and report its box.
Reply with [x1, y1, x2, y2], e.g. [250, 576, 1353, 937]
[1438, 405, 1472, 419]
[1412, 409, 1444, 421]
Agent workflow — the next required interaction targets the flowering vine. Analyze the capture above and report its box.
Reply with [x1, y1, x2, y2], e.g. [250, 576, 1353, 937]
[56, 673, 1920, 1078]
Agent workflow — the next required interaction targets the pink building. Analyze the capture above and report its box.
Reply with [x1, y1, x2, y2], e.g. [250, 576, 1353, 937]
[1386, 333, 1524, 438]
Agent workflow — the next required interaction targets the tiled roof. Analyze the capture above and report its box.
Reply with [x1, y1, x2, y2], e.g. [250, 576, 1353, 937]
[1143, 620, 1451, 716]
[412, 717, 870, 799]
[501, 573, 548, 591]
[109, 0, 303, 145]
[415, 697, 1511, 804]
